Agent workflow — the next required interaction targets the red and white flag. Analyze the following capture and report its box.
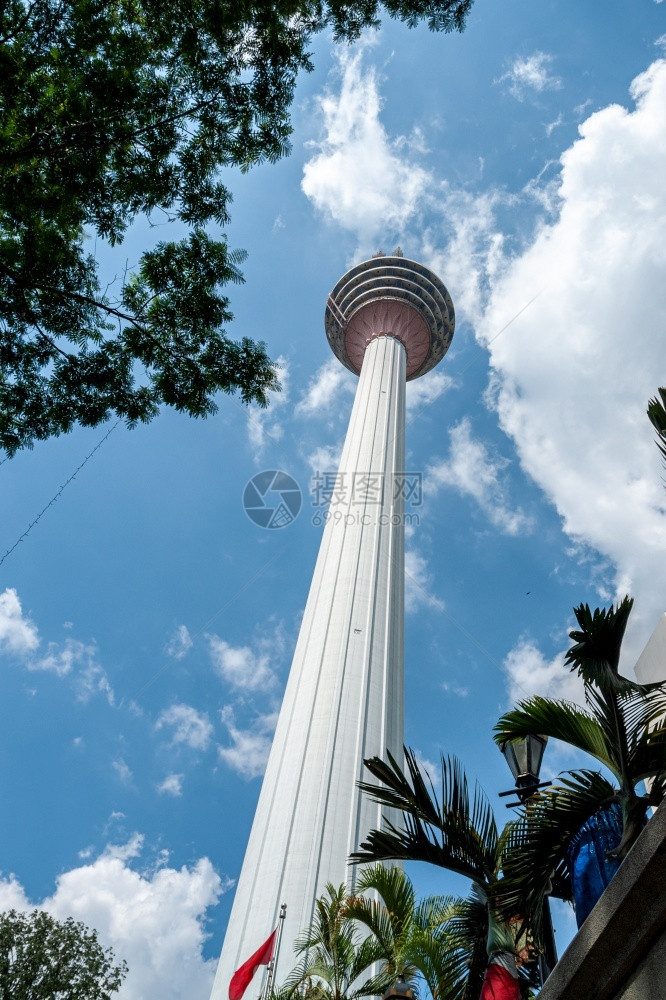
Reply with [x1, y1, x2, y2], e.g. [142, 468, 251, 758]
[228, 929, 277, 1000]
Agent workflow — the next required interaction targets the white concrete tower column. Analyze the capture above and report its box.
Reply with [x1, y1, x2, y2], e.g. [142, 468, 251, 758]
[210, 254, 454, 1000]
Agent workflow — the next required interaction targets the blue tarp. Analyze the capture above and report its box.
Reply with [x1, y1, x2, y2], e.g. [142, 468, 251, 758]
[566, 803, 623, 927]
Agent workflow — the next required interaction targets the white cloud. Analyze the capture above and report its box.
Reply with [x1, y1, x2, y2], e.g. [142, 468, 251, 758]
[165, 625, 193, 661]
[0, 873, 30, 911]
[405, 548, 444, 614]
[208, 636, 276, 692]
[412, 749, 438, 785]
[157, 773, 184, 797]
[306, 442, 344, 478]
[301, 42, 508, 328]
[0, 588, 39, 654]
[301, 47, 666, 670]
[421, 188, 508, 327]
[218, 706, 278, 780]
[0, 838, 229, 1000]
[0, 589, 114, 700]
[405, 371, 453, 414]
[503, 637, 585, 709]
[478, 58, 666, 666]
[295, 358, 356, 417]
[302, 42, 430, 248]
[428, 418, 532, 536]
[156, 704, 213, 751]
[441, 680, 470, 698]
[247, 356, 290, 459]
[75, 660, 115, 705]
[102, 833, 145, 862]
[112, 759, 133, 784]
[32, 637, 87, 676]
[497, 52, 563, 100]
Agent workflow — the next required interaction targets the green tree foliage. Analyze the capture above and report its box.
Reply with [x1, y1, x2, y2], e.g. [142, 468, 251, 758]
[345, 865, 483, 1000]
[0, 908, 127, 999]
[277, 872, 483, 1000]
[0, 0, 473, 456]
[277, 882, 391, 1000]
[354, 751, 540, 999]
[494, 597, 666, 922]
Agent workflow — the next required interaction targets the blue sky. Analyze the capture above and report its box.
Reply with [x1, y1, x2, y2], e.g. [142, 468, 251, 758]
[2, 1, 666, 996]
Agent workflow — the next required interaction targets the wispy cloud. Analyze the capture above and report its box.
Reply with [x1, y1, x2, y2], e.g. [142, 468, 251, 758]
[405, 371, 453, 414]
[246, 356, 290, 460]
[155, 704, 213, 751]
[218, 706, 278, 780]
[428, 418, 532, 536]
[295, 358, 356, 417]
[405, 548, 444, 613]
[496, 52, 563, 100]
[0, 588, 39, 654]
[165, 625, 193, 661]
[157, 773, 184, 797]
[441, 680, 470, 698]
[0, 589, 114, 701]
[208, 623, 287, 693]
[112, 758, 133, 784]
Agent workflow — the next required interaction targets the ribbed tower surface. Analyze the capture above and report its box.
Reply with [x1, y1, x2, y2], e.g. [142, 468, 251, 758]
[210, 255, 454, 1000]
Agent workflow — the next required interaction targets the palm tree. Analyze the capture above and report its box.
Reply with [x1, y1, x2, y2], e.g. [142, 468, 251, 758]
[493, 596, 666, 925]
[345, 864, 485, 1000]
[275, 883, 389, 1000]
[353, 750, 540, 1000]
[276, 871, 484, 1000]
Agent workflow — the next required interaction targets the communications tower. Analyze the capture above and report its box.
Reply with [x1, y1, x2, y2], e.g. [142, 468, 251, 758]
[210, 254, 455, 999]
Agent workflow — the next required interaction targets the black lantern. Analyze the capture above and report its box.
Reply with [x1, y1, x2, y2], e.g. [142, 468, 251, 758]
[501, 734, 547, 789]
[382, 976, 415, 1000]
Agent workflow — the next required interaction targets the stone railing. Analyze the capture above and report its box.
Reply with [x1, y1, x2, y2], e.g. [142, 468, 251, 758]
[539, 800, 666, 1000]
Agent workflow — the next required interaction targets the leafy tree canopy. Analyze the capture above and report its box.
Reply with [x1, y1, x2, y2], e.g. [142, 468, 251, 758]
[0, 908, 127, 999]
[0, 0, 473, 456]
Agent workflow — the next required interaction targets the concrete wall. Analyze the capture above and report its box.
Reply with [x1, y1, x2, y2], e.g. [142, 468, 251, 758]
[539, 800, 666, 1000]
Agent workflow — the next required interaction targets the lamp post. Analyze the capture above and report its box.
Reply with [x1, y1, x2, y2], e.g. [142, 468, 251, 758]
[498, 735, 557, 985]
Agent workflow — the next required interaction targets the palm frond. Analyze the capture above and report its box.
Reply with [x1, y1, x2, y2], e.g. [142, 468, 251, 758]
[356, 750, 498, 887]
[413, 893, 464, 932]
[407, 918, 476, 1000]
[494, 696, 618, 777]
[622, 683, 666, 736]
[565, 597, 635, 689]
[353, 864, 415, 928]
[627, 728, 666, 787]
[647, 387, 666, 471]
[497, 770, 617, 927]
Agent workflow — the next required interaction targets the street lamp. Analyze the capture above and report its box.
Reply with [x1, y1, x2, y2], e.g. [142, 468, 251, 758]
[498, 734, 550, 804]
[497, 734, 557, 985]
[381, 976, 415, 1000]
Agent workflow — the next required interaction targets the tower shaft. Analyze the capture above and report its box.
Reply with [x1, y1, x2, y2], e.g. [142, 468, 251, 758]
[211, 334, 406, 998]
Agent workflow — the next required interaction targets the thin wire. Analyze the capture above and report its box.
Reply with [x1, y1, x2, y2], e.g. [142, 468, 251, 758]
[0, 420, 121, 568]
[404, 566, 533, 703]
[406, 289, 544, 430]
[130, 545, 288, 702]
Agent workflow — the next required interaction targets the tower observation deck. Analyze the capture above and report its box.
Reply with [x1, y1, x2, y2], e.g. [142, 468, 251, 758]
[210, 255, 454, 1000]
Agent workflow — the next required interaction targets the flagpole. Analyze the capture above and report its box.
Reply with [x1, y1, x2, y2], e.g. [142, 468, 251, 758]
[264, 904, 287, 1000]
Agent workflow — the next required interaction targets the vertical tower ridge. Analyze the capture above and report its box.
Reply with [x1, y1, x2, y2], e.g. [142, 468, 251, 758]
[210, 257, 454, 1000]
